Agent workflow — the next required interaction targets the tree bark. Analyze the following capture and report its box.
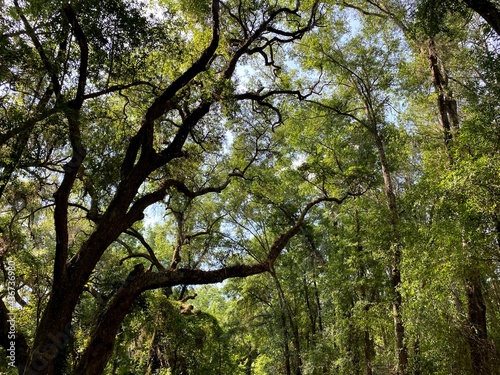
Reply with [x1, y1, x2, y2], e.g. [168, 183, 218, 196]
[332, 57, 409, 374]
[313, 280, 324, 334]
[466, 273, 490, 375]
[364, 330, 374, 375]
[145, 329, 160, 375]
[426, 38, 459, 160]
[463, 0, 500, 36]
[272, 271, 302, 375]
[371, 127, 408, 375]
[303, 275, 317, 340]
[426, 37, 492, 375]
[244, 344, 258, 375]
[66, 192, 337, 375]
[413, 336, 421, 375]
[2, 2, 325, 374]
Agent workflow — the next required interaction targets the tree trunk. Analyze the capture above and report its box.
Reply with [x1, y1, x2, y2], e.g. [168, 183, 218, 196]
[426, 37, 492, 375]
[291, 324, 303, 375]
[303, 275, 317, 339]
[355, 210, 375, 375]
[372, 128, 408, 375]
[426, 38, 459, 161]
[244, 344, 258, 375]
[72, 264, 146, 375]
[313, 280, 324, 333]
[413, 336, 421, 375]
[280, 306, 292, 375]
[347, 320, 361, 375]
[273, 271, 302, 375]
[364, 330, 374, 375]
[145, 329, 161, 375]
[466, 273, 490, 375]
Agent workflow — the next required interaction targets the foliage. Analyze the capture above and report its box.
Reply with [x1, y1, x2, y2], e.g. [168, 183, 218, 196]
[2, 0, 500, 375]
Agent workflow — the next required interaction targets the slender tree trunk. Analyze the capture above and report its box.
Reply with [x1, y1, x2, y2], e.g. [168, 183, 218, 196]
[280, 308, 292, 375]
[273, 271, 302, 375]
[345, 69, 407, 373]
[272, 271, 292, 375]
[465, 273, 490, 375]
[391, 244, 407, 375]
[413, 336, 421, 375]
[372, 128, 408, 375]
[303, 275, 317, 345]
[291, 324, 303, 375]
[426, 38, 491, 374]
[301, 224, 324, 339]
[313, 280, 324, 333]
[347, 319, 361, 375]
[146, 329, 160, 375]
[244, 344, 258, 375]
[364, 330, 374, 375]
[355, 210, 375, 375]
[426, 38, 459, 161]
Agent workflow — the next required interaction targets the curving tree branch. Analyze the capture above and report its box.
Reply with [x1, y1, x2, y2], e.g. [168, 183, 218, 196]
[463, 0, 500, 36]
[72, 193, 345, 375]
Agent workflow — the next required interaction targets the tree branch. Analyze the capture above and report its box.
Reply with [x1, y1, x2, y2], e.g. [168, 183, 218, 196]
[119, 253, 154, 265]
[13, 0, 61, 97]
[72, 192, 347, 374]
[120, 0, 220, 179]
[124, 228, 166, 271]
[463, 0, 500, 36]
[341, 1, 387, 18]
[52, 5, 89, 288]
[223, 1, 321, 79]
[266, 195, 348, 265]
[83, 81, 156, 100]
[304, 99, 365, 126]
[63, 4, 89, 106]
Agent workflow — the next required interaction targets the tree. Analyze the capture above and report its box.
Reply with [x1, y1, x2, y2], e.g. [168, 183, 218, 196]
[351, 1, 500, 373]
[4, 1, 500, 374]
[299, 10, 411, 373]
[0, 1, 344, 374]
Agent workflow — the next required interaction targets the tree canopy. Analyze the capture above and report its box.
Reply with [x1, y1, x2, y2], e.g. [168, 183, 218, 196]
[1, 0, 500, 374]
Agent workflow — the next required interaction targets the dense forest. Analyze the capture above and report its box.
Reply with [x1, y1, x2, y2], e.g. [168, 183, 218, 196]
[1, 0, 500, 374]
